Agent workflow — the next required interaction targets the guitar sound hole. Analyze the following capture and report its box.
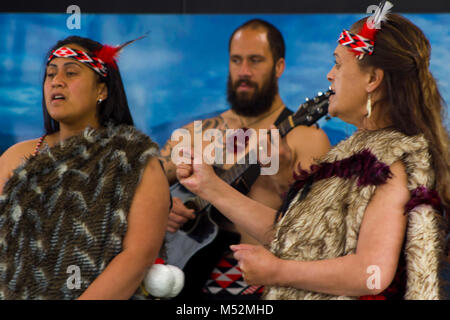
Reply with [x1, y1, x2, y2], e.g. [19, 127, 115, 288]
[180, 200, 199, 233]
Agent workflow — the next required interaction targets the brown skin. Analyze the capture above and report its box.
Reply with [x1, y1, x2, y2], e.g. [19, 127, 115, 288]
[160, 27, 330, 248]
[78, 157, 169, 299]
[175, 43, 411, 296]
[1, 43, 108, 193]
[0, 44, 170, 299]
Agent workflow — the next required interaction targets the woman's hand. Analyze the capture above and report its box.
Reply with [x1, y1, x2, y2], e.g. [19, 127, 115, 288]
[230, 244, 282, 286]
[176, 153, 221, 201]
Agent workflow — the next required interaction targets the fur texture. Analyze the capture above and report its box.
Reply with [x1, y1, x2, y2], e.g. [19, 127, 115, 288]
[0, 125, 159, 299]
[264, 128, 446, 300]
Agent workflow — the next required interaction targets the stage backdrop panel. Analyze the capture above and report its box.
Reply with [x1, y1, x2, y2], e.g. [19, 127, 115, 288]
[0, 13, 448, 152]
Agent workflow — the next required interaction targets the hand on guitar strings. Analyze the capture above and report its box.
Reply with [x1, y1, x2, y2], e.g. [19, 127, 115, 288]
[230, 243, 282, 286]
[166, 197, 195, 233]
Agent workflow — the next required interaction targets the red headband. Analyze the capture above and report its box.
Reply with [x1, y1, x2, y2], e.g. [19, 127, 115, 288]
[48, 46, 109, 77]
[47, 34, 148, 78]
[338, 1, 393, 58]
[338, 30, 374, 56]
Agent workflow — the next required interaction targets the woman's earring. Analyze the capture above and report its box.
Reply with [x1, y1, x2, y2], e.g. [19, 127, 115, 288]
[366, 94, 372, 118]
[97, 98, 103, 105]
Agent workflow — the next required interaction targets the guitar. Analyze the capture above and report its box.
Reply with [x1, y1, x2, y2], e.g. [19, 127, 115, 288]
[165, 89, 332, 271]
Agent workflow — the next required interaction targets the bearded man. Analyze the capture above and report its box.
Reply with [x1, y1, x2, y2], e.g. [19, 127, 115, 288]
[160, 19, 330, 300]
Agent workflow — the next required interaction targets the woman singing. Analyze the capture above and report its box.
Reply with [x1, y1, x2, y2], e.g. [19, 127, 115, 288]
[0, 36, 170, 299]
[176, 3, 449, 299]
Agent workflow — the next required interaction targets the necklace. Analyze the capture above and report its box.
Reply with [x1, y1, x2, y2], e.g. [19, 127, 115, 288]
[33, 135, 47, 156]
[237, 103, 285, 129]
[227, 103, 284, 156]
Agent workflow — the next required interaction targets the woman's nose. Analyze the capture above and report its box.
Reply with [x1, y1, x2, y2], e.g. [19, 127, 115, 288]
[326, 65, 335, 82]
[51, 72, 65, 87]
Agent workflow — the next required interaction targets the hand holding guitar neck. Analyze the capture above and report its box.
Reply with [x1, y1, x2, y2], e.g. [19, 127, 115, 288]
[165, 89, 332, 270]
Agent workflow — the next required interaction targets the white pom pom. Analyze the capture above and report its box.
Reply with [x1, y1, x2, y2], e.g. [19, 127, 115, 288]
[143, 264, 174, 298]
[166, 265, 185, 298]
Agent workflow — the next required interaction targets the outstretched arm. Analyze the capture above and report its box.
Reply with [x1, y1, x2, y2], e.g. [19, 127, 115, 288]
[159, 125, 192, 185]
[232, 160, 409, 297]
[177, 161, 277, 245]
[78, 157, 170, 299]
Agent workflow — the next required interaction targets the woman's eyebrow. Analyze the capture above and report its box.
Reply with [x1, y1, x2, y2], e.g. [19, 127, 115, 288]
[47, 61, 82, 68]
[63, 61, 82, 68]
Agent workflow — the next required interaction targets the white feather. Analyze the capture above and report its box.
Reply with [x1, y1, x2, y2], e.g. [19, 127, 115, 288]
[368, 1, 394, 30]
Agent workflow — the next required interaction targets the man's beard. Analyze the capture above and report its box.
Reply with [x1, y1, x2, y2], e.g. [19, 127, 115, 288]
[226, 67, 278, 117]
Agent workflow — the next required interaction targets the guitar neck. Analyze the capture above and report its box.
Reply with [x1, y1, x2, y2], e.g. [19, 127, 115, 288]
[278, 90, 331, 137]
[220, 89, 332, 185]
[191, 89, 332, 211]
[190, 164, 253, 211]
[220, 162, 255, 186]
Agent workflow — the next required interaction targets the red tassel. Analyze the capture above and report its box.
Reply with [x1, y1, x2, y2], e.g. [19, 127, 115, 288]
[95, 33, 148, 71]
[95, 45, 120, 70]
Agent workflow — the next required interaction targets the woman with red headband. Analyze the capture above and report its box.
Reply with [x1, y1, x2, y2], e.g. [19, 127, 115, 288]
[0, 36, 170, 299]
[176, 2, 449, 299]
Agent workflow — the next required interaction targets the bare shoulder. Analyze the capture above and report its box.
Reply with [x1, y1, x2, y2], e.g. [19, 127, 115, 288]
[0, 138, 41, 193]
[138, 157, 171, 196]
[200, 111, 228, 131]
[366, 160, 409, 211]
[287, 125, 330, 145]
[163, 112, 227, 146]
[0, 138, 40, 166]
[160, 112, 227, 182]
[182, 111, 229, 132]
[286, 125, 331, 163]
[384, 160, 408, 191]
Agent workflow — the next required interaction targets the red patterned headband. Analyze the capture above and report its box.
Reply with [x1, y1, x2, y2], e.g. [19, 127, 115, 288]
[48, 47, 109, 77]
[338, 1, 393, 58]
[338, 30, 374, 57]
[47, 34, 148, 78]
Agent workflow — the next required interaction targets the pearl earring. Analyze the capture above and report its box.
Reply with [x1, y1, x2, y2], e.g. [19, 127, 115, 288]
[97, 98, 103, 105]
[366, 94, 372, 118]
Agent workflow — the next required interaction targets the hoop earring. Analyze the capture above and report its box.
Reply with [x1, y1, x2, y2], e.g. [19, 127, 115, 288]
[366, 94, 372, 118]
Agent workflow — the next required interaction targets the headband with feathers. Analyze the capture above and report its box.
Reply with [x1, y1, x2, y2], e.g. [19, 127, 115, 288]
[338, 1, 393, 58]
[48, 33, 148, 77]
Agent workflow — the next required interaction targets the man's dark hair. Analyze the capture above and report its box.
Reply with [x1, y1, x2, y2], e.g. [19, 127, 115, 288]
[228, 19, 285, 63]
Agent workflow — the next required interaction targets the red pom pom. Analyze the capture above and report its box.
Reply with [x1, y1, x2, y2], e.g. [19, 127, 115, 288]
[95, 45, 120, 70]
